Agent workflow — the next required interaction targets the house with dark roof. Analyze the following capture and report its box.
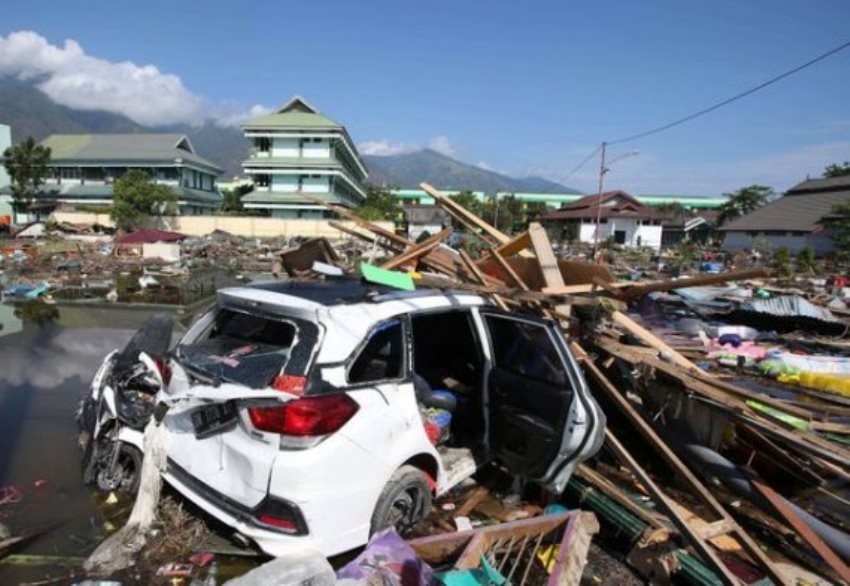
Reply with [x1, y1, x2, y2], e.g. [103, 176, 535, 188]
[542, 190, 663, 250]
[0, 133, 223, 223]
[240, 96, 368, 219]
[720, 175, 850, 255]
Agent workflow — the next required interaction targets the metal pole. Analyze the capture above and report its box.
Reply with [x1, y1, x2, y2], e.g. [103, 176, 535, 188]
[592, 142, 607, 258]
[493, 193, 500, 231]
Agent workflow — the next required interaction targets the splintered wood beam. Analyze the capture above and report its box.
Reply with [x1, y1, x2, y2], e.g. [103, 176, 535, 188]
[492, 230, 531, 258]
[572, 342, 792, 586]
[610, 310, 709, 375]
[420, 182, 511, 244]
[528, 222, 564, 288]
[576, 464, 669, 531]
[604, 429, 743, 586]
[459, 249, 509, 310]
[751, 479, 850, 583]
[618, 268, 770, 301]
[328, 221, 402, 252]
[488, 248, 530, 291]
[380, 227, 452, 270]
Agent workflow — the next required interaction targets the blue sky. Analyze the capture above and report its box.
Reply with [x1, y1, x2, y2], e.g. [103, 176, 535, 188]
[1, 0, 849, 194]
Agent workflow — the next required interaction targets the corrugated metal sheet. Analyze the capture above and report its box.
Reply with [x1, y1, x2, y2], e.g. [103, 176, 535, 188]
[740, 296, 841, 323]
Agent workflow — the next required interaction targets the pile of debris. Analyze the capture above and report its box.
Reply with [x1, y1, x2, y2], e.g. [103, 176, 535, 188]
[269, 182, 849, 585]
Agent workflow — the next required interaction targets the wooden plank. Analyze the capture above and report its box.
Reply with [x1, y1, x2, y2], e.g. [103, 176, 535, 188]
[611, 310, 709, 375]
[492, 231, 531, 258]
[618, 268, 770, 301]
[328, 221, 402, 252]
[604, 429, 743, 586]
[528, 222, 565, 288]
[576, 464, 669, 530]
[420, 182, 511, 244]
[554, 511, 600, 586]
[489, 248, 530, 291]
[751, 479, 850, 584]
[459, 249, 509, 310]
[572, 342, 792, 586]
[380, 227, 452, 270]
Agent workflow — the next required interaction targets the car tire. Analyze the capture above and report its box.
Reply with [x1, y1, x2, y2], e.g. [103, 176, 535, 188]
[370, 465, 432, 537]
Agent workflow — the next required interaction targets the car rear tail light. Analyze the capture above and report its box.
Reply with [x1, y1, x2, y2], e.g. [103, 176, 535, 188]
[247, 394, 359, 438]
[272, 375, 307, 395]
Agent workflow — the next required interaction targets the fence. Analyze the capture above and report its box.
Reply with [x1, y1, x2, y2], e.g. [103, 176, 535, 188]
[50, 212, 394, 240]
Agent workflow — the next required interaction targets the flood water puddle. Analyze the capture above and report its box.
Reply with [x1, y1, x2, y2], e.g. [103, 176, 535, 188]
[0, 304, 188, 584]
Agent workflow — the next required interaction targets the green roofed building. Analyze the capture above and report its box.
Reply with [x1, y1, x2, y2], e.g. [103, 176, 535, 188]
[0, 132, 223, 223]
[240, 96, 368, 218]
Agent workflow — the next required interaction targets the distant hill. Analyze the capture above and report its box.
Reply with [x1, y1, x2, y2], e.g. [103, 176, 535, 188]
[0, 78, 579, 192]
[364, 149, 580, 194]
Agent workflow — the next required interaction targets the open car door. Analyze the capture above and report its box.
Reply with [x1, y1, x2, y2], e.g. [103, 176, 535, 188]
[479, 310, 605, 493]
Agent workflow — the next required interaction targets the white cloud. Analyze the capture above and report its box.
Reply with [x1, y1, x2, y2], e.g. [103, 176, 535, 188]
[213, 103, 273, 127]
[358, 135, 460, 158]
[358, 139, 418, 156]
[428, 135, 457, 157]
[477, 161, 494, 171]
[0, 30, 269, 127]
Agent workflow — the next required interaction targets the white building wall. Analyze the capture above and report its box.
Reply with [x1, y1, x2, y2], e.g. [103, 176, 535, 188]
[575, 219, 661, 250]
[272, 138, 299, 158]
[302, 176, 329, 193]
[272, 175, 298, 192]
[302, 139, 330, 158]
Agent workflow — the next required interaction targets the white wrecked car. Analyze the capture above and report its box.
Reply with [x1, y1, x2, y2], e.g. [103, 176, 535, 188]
[93, 280, 605, 557]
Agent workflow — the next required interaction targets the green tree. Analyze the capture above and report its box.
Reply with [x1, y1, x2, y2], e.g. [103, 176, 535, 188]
[110, 169, 177, 231]
[797, 245, 816, 273]
[221, 183, 253, 213]
[3, 137, 52, 216]
[824, 161, 850, 178]
[449, 190, 484, 217]
[717, 185, 774, 225]
[356, 184, 399, 221]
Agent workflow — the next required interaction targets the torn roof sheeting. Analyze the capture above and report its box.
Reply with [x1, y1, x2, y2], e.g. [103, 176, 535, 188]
[740, 296, 842, 323]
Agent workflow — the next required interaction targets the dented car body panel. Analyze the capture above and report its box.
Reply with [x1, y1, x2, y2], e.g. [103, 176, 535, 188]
[90, 280, 605, 557]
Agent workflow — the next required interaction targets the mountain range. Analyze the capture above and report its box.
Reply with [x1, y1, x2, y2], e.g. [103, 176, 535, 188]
[0, 77, 579, 194]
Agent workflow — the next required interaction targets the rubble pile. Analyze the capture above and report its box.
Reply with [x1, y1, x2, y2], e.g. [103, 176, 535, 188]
[269, 182, 848, 585]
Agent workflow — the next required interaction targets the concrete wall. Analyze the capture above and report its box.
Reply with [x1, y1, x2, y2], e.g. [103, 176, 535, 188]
[723, 231, 835, 256]
[51, 211, 394, 240]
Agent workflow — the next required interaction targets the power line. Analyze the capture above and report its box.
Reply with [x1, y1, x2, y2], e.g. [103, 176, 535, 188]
[607, 38, 850, 145]
[556, 143, 603, 185]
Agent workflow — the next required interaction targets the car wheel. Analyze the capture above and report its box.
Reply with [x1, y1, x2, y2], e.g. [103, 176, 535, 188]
[370, 465, 432, 537]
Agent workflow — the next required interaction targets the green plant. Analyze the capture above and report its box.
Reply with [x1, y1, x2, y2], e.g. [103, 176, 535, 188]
[110, 169, 177, 232]
[774, 246, 791, 276]
[3, 137, 51, 215]
[356, 184, 399, 221]
[717, 185, 774, 226]
[797, 246, 816, 273]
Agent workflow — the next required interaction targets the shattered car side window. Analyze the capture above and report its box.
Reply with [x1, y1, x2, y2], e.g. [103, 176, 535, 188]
[347, 320, 404, 384]
[485, 316, 568, 387]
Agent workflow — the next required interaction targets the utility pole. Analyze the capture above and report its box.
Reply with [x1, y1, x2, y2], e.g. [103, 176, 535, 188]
[592, 142, 607, 259]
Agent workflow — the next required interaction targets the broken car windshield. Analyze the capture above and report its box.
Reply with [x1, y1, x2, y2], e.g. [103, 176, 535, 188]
[177, 308, 299, 389]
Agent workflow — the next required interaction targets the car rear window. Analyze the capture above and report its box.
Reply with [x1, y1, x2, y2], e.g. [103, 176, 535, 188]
[177, 308, 317, 389]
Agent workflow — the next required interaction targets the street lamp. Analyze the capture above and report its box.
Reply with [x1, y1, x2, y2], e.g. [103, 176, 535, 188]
[592, 143, 639, 258]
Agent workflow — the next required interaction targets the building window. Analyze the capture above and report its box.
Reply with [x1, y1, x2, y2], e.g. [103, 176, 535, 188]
[81, 167, 105, 182]
[60, 167, 80, 180]
[255, 137, 270, 153]
[255, 174, 270, 187]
